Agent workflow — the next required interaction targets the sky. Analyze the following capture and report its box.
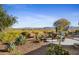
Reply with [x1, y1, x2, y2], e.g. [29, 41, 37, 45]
[3, 4, 79, 28]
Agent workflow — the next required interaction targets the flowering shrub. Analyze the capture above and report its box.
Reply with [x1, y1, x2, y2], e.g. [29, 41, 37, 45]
[46, 44, 69, 55]
[0, 31, 20, 43]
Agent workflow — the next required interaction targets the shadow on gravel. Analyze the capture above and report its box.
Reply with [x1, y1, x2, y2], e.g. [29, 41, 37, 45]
[24, 44, 79, 55]
[0, 49, 8, 52]
[25, 44, 48, 55]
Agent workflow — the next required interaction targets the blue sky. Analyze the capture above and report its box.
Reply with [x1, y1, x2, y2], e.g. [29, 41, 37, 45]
[3, 4, 79, 28]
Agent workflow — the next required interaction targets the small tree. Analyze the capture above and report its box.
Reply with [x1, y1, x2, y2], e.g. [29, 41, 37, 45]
[0, 5, 17, 52]
[0, 5, 17, 31]
[54, 18, 70, 45]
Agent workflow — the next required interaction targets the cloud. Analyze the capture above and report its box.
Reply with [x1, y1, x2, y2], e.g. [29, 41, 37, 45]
[12, 12, 79, 28]
[12, 13, 58, 28]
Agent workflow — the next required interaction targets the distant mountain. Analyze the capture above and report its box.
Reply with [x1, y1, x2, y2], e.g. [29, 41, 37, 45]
[69, 26, 79, 30]
[12, 26, 79, 30]
[43, 26, 79, 30]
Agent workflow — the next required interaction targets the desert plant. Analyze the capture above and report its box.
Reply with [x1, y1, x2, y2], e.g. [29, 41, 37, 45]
[15, 33, 26, 45]
[33, 32, 40, 43]
[46, 44, 69, 55]
[54, 18, 70, 32]
[0, 32, 20, 43]
[47, 32, 57, 39]
[53, 18, 70, 45]
[0, 5, 17, 32]
[38, 34, 45, 41]
[41, 31, 48, 42]
[21, 32, 30, 38]
[47, 32, 52, 38]
[6, 42, 16, 52]
[75, 30, 79, 35]
[0, 32, 4, 41]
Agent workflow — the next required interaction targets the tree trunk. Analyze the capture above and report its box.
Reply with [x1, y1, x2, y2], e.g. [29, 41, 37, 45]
[59, 39, 61, 46]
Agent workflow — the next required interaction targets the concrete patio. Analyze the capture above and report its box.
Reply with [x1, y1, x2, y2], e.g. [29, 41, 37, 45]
[47, 38, 79, 45]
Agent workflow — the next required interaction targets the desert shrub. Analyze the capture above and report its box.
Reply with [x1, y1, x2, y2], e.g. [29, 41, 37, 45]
[38, 34, 45, 41]
[34, 32, 48, 42]
[15, 33, 26, 45]
[40, 31, 48, 42]
[0, 32, 20, 43]
[75, 30, 79, 35]
[0, 32, 4, 41]
[47, 32, 57, 39]
[68, 31, 74, 35]
[6, 42, 16, 52]
[35, 33, 46, 42]
[47, 32, 53, 38]
[46, 44, 69, 55]
[40, 35, 47, 42]
[21, 32, 30, 38]
[33, 32, 40, 43]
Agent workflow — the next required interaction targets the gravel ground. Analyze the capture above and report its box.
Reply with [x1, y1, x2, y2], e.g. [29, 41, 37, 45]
[0, 38, 79, 55]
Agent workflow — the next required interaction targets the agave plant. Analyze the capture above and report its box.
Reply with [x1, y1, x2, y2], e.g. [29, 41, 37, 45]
[6, 42, 16, 52]
[15, 33, 26, 45]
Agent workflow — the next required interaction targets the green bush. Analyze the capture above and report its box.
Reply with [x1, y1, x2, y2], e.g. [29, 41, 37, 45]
[0, 31, 27, 45]
[75, 30, 79, 35]
[39, 32, 48, 42]
[15, 34, 26, 45]
[33, 32, 40, 43]
[38, 34, 45, 41]
[0, 32, 4, 41]
[6, 42, 16, 52]
[46, 44, 69, 55]
[37, 34, 47, 42]
[0, 32, 20, 43]
[21, 32, 30, 38]
[42, 31, 57, 41]
[68, 31, 74, 35]
[47, 32, 53, 38]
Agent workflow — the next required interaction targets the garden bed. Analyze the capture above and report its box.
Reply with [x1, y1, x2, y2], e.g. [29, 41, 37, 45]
[0, 39, 79, 55]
